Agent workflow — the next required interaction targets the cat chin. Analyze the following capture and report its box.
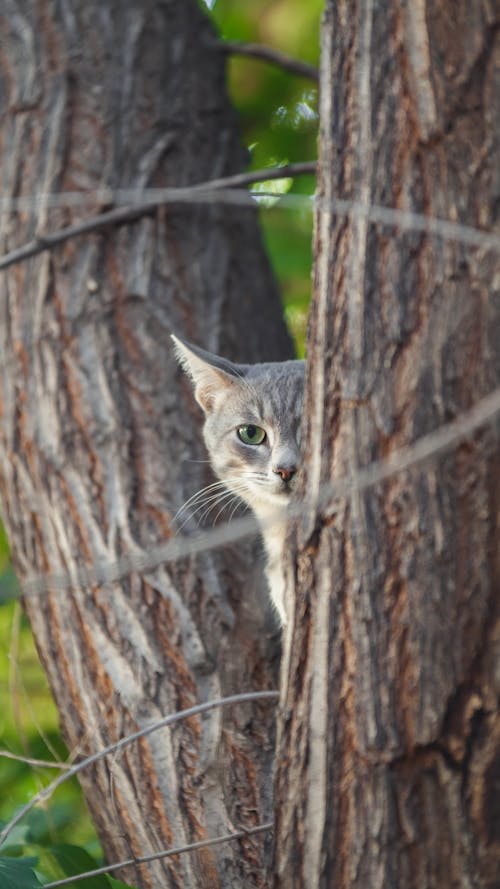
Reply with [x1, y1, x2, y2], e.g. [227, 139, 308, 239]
[250, 489, 291, 513]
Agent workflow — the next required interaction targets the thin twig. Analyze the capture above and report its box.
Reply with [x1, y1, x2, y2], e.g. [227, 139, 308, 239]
[0, 749, 72, 770]
[182, 161, 317, 192]
[15, 382, 500, 602]
[0, 163, 317, 214]
[221, 40, 319, 81]
[0, 162, 316, 271]
[0, 690, 278, 848]
[8, 602, 65, 765]
[0, 185, 497, 391]
[315, 194, 500, 252]
[0, 203, 156, 270]
[41, 821, 273, 888]
[1, 181, 499, 284]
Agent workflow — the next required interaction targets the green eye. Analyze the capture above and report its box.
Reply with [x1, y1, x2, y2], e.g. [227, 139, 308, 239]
[237, 424, 266, 445]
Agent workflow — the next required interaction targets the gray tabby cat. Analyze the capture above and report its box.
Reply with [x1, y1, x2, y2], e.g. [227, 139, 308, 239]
[172, 334, 305, 626]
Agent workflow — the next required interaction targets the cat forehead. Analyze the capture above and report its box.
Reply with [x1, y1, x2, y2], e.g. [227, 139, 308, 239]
[230, 360, 305, 423]
[244, 361, 304, 398]
[245, 359, 305, 383]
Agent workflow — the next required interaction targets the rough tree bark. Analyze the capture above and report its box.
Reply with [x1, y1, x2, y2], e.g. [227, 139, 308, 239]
[275, 2, 500, 888]
[0, 3, 294, 888]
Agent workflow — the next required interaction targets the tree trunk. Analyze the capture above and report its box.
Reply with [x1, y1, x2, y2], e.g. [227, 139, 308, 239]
[275, 2, 500, 888]
[0, 3, 294, 887]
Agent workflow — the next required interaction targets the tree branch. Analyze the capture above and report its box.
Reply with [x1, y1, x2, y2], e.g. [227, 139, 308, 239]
[41, 822, 273, 888]
[0, 691, 279, 848]
[0, 749, 72, 770]
[220, 40, 319, 82]
[0, 162, 317, 272]
[17, 382, 500, 600]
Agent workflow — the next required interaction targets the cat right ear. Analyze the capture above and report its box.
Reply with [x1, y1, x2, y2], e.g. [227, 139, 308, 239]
[171, 334, 238, 413]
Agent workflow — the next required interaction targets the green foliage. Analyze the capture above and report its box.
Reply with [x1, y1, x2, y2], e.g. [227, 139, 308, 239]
[0, 526, 17, 604]
[0, 840, 136, 888]
[0, 856, 43, 889]
[0, 604, 96, 849]
[41, 843, 112, 887]
[212, 0, 322, 153]
[0, 0, 318, 884]
[36, 843, 135, 887]
[261, 200, 313, 357]
[210, 0, 320, 355]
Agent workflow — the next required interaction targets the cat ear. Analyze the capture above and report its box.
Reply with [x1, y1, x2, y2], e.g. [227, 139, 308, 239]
[171, 334, 241, 413]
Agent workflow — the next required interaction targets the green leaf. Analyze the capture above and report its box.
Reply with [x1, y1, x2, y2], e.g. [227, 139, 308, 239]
[251, 171, 293, 208]
[0, 522, 10, 567]
[0, 856, 43, 889]
[43, 845, 111, 888]
[0, 567, 19, 603]
[36, 845, 137, 889]
[0, 823, 31, 851]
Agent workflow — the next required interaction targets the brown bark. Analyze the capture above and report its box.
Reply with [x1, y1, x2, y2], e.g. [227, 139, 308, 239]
[0, 3, 293, 888]
[275, 2, 500, 888]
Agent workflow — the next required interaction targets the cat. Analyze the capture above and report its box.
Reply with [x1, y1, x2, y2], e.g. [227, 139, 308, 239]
[171, 334, 305, 627]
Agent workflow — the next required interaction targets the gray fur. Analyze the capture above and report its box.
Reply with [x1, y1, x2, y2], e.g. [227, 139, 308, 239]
[172, 334, 304, 626]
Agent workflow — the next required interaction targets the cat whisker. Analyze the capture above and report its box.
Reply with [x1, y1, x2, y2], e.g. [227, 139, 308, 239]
[211, 494, 246, 526]
[174, 337, 305, 625]
[176, 499, 228, 533]
[197, 489, 239, 524]
[199, 487, 248, 526]
[175, 484, 230, 532]
[228, 497, 249, 523]
[175, 481, 229, 519]
[172, 334, 305, 628]
[176, 479, 250, 530]
[191, 479, 250, 511]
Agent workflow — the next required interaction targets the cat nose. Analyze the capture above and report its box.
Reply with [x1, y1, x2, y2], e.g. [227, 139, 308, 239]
[273, 465, 296, 482]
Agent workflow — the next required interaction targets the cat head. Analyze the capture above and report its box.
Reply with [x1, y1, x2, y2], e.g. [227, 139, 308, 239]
[172, 334, 304, 517]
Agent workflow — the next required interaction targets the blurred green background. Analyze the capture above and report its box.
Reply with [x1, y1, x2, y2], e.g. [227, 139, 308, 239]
[212, 0, 319, 353]
[0, 0, 320, 884]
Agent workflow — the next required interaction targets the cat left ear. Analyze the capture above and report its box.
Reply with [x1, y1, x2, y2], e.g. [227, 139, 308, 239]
[171, 334, 239, 413]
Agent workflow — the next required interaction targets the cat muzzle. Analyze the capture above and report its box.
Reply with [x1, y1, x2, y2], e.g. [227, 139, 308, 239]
[273, 465, 297, 483]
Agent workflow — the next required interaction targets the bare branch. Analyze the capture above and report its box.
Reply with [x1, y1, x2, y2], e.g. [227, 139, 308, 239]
[0, 203, 156, 270]
[41, 822, 273, 888]
[0, 691, 278, 848]
[0, 162, 317, 271]
[15, 382, 500, 602]
[220, 40, 319, 82]
[1, 178, 499, 283]
[316, 194, 500, 252]
[0, 749, 72, 770]
[186, 161, 317, 191]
